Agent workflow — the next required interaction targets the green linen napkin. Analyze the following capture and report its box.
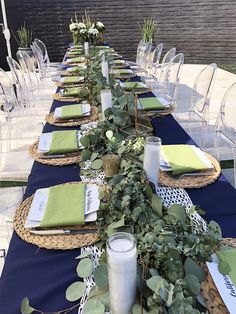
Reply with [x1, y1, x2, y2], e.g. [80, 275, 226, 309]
[216, 249, 236, 287]
[139, 97, 165, 110]
[62, 76, 84, 84]
[40, 183, 86, 227]
[63, 87, 88, 98]
[61, 104, 83, 119]
[67, 57, 85, 63]
[114, 59, 125, 65]
[124, 82, 146, 90]
[48, 130, 78, 155]
[67, 52, 82, 57]
[161, 145, 209, 175]
[118, 69, 132, 74]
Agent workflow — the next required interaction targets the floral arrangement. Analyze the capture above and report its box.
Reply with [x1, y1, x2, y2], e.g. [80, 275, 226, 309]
[69, 11, 105, 45]
[141, 17, 159, 43]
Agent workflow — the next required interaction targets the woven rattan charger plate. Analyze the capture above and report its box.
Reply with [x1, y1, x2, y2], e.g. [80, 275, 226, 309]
[201, 238, 236, 314]
[46, 106, 99, 127]
[159, 153, 221, 188]
[13, 182, 100, 250]
[111, 63, 130, 69]
[29, 140, 82, 166]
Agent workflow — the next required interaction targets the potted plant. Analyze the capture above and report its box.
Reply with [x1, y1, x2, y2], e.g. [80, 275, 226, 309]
[13, 23, 33, 59]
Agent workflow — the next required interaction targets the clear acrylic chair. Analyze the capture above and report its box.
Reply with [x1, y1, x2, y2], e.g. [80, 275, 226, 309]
[191, 82, 236, 187]
[155, 47, 176, 82]
[173, 63, 217, 133]
[147, 43, 163, 75]
[151, 53, 184, 107]
[6, 56, 30, 107]
[34, 38, 60, 68]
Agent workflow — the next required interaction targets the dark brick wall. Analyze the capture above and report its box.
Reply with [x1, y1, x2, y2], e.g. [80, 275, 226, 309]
[1, 0, 236, 69]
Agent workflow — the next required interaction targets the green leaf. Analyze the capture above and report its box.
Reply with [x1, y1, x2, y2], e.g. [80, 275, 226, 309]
[90, 152, 99, 161]
[98, 188, 105, 200]
[94, 264, 109, 289]
[146, 275, 164, 293]
[144, 183, 153, 200]
[81, 149, 91, 161]
[208, 220, 222, 240]
[20, 298, 35, 314]
[168, 204, 186, 221]
[218, 260, 231, 275]
[184, 257, 206, 282]
[117, 145, 126, 156]
[108, 215, 125, 230]
[151, 194, 162, 216]
[77, 258, 93, 278]
[89, 286, 110, 311]
[75, 251, 91, 259]
[91, 159, 103, 170]
[185, 274, 201, 296]
[105, 130, 113, 140]
[132, 303, 147, 314]
[82, 299, 105, 314]
[104, 107, 113, 118]
[66, 281, 86, 301]
[80, 135, 90, 148]
[188, 205, 196, 216]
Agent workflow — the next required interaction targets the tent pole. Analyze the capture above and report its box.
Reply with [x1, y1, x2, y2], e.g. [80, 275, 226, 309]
[1, 0, 12, 58]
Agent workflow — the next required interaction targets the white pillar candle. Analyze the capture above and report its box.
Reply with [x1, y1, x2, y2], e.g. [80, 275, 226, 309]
[100, 89, 112, 117]
[143, 136, 162, 188]
[107, 232, 137, 314]
[101, 60, 109, 83]
[84, 42, 89, 56]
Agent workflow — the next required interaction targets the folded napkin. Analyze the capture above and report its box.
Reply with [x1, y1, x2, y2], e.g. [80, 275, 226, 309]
[60, 104, 83, 119]
[161, 145, 209, 175]
[62, 87, 88, 98]
[40, 183, 86, 227]
[139, 97, 165, 110]
[118, 69, 132, 74]
[67, 57, 85, 64]
[62, 76, 84, 84]
[114, 59, 125, 65]
[123, 82, 146, 90]
[216, 249, 236, 287]
[48, 130, 79, 155]
[71, 45, 83, 49]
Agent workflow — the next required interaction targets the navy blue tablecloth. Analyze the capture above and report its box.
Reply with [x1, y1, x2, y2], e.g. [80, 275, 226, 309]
[1, 93, 236, 313]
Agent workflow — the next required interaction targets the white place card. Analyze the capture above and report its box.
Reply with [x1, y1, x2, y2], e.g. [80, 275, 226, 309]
[207, 258, 236, 314]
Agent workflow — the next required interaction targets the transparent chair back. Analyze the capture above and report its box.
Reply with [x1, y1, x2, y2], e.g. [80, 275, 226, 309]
[190, 63, 217, 121]
[164, 53, 184, 102]
[18, 51, 39, 92]
[146, 43, 163, 74]
[0, 69, 18, 112]
[31, 42, 45, 80]
[137, 41, 153, 68]
[158, 47, 176, 81]
[215, 82, 236, 143]
[135, 39, 145, 64]
[34, 38, 50, 64]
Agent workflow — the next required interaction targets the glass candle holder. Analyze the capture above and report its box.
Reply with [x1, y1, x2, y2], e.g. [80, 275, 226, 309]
[143, 136, 162, 188]
[107, 232, 137, 314]
[100, 89, 112, 117]
[84, 42, 89, 56]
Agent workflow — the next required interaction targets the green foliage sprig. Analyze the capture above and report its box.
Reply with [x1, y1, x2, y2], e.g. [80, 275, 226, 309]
[13, 23, 32, 48]
[141, 18, 159, 43]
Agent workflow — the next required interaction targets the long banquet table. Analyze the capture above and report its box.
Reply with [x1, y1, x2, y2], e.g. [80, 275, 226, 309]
[1, 60, 236, 314]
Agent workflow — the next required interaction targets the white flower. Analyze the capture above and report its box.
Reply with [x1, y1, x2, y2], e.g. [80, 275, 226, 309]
[80, 28, 87, 34]
[69, 23, 78, 32]
[88, 27, 99, 36]
[77, 22, 86, 29]
[96, 21, 104, 29]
